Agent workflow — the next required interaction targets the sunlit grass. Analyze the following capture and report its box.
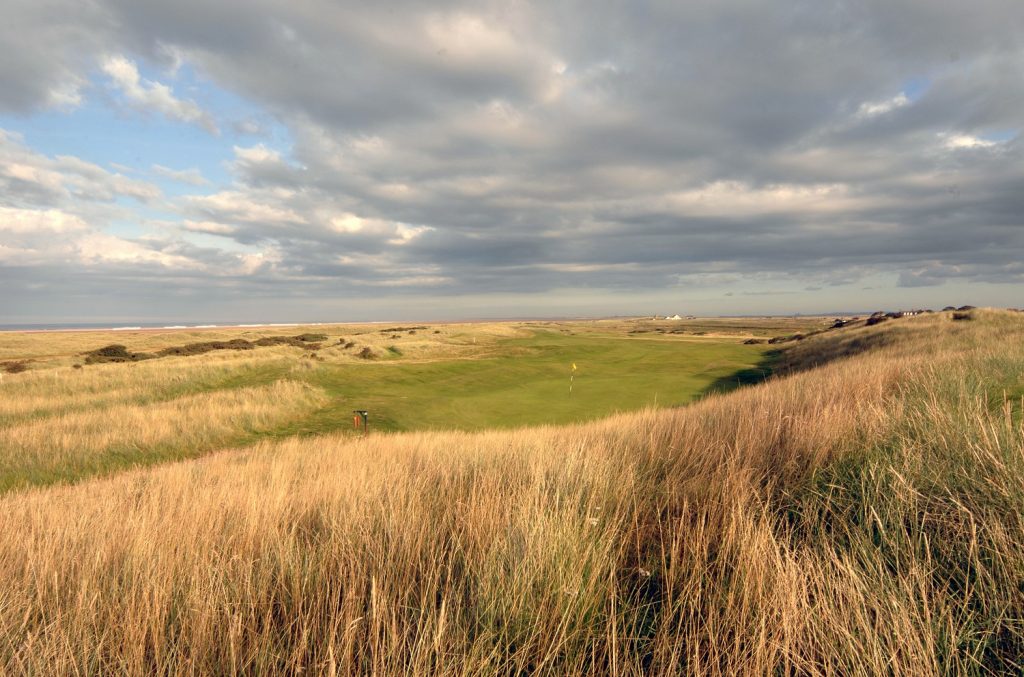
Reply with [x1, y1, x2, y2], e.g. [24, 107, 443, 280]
[0, 379, 326, 492]
[0, 310, 1021, 673]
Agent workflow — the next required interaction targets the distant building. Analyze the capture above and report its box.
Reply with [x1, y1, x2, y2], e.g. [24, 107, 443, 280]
[666, 314, 683, 320]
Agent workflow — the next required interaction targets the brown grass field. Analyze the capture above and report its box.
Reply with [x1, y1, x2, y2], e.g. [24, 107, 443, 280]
[0, 310, 1022, 674]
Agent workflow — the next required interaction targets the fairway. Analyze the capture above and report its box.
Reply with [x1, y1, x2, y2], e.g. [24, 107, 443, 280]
[293, 329, 773, 433]
[0, 319, 812, 491]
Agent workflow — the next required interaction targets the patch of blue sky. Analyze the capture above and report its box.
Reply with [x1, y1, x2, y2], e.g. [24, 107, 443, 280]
[0, 55, 293, 198]
[980, 129, 1018, 143]
[900, 76, 930, 102]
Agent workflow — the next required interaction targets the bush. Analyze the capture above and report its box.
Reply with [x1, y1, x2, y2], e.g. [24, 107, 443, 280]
[293, 333, 327, 342]
[158, 339, 255, 357]
[83, 345, 155, 364]
[0, 360, 30, 374]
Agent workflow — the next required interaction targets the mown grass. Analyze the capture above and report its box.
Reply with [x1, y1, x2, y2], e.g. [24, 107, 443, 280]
[0, 310, 1021, 674]
[0, 324, 773, 491]
[291, 329, 772, 434]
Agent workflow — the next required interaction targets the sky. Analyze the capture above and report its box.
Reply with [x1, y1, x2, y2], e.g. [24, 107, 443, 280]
[1, 0, 1022, 324]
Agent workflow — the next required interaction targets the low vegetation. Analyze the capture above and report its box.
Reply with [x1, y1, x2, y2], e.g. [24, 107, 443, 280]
[83, 334, 327, 363]
[0, 310, 1021, 674]
[0, 360, 30, 374]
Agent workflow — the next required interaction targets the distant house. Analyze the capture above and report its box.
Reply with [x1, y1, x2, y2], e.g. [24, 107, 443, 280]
[666, 314, 683, 320]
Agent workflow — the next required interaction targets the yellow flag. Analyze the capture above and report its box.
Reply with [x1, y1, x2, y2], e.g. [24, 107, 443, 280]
[572, 363, 577, 372]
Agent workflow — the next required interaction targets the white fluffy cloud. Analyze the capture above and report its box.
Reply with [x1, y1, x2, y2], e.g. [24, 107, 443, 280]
[0, 206, 88, 234]
[0, 129, 161, 205]
[101, 55, 218, 133]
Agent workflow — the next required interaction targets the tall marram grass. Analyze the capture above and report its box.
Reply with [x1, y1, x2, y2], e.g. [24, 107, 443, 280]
[1, 310, 1022, 674]
[0, 379, 326, 492]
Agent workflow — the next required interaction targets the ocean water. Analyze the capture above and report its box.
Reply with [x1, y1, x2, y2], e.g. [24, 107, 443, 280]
[0, 321, 329, 332]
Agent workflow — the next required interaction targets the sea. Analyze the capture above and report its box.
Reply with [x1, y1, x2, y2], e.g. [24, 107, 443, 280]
[0, 322, 329, 332]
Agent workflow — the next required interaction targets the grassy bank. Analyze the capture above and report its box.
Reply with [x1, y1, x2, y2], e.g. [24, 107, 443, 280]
[0, 310, 1021, 674]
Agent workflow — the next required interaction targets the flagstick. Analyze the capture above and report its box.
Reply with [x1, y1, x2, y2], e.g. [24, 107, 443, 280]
[569, 372, 574, 395]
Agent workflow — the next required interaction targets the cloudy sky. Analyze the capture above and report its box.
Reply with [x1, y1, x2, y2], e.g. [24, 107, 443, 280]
[1, 1, 1022, 324]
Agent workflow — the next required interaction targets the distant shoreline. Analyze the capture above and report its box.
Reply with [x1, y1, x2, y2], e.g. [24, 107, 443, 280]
[0, 313, 858, 334]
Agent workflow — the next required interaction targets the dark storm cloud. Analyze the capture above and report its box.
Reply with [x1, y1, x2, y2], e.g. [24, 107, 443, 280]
[1, 0, 1023, 319]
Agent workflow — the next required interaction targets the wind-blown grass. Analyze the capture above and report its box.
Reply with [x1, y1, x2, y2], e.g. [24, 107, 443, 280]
[0, 379, 326, 491]
[0, 310, 1021, 674]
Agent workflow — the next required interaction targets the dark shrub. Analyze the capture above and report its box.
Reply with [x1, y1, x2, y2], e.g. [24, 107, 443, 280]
[157, 339, 255, 357]
[253, 335, 322, 349]
[1, 360, 30, 374]
[379, 326, 427, 333]
[83, 345, 156, 364]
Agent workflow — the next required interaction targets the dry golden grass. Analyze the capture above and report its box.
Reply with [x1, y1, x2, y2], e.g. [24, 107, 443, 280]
[0, 354, 294, 422]
[0, 310, 1022, 674]
[0, 379, 326, 491]
[0, 321, 529, 367]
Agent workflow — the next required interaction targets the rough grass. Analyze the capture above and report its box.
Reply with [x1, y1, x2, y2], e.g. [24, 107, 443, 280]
[0, 310, 1021, 674]
[0, 379, 327, 492]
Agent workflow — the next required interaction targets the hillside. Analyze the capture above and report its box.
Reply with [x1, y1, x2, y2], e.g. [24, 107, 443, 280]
[1, 309, 1022, 674]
